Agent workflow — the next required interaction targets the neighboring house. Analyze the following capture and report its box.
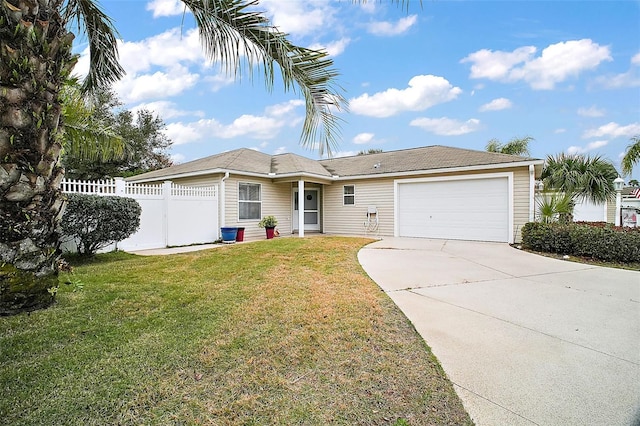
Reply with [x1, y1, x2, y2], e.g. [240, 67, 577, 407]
[127, 146, 544, 243]
[572, 188, 640, 226]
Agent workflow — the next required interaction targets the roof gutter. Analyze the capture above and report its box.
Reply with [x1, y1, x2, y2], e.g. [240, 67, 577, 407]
[126, 159, 544, 184]
[127, 168, 333, 184]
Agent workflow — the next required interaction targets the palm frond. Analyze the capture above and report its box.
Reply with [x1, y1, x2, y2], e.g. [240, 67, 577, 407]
[621, 135, 640, 176]
[485, 139, 502, 153]
[503, 136, 532, 156]
[63, 0, 125, 93]
[536, 192, 574, 223]
[60, 81, 126, 162]
[181, 0, 346, 156]
[542, 153, 618, 204]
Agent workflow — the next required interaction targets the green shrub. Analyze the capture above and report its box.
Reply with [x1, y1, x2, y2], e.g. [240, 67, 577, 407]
[522, 222, 640, 263]
[521, 222, 572, 254]
[60, 194, 141, 256]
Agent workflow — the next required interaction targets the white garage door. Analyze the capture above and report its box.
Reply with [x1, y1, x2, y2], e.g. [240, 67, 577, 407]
[397, 177, 510, 242]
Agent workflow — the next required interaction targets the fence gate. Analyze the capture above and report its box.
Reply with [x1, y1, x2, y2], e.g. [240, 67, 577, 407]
[60, 178, 219, 252]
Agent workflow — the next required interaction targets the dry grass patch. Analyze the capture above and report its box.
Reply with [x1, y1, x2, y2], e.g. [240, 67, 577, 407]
[1, 237, 472, 425]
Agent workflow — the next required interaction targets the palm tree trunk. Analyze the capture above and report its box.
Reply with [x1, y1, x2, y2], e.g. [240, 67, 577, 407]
[0, 0, 74, 315]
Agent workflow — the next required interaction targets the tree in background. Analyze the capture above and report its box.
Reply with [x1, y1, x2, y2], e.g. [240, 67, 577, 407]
[485, 136, 533, 156]
[621, 135, 640, 178]
[1, 0, 344, 315]
[357, 149, 383, 155]
[63, 90, 173, 180]
[60, 80, 126, 167]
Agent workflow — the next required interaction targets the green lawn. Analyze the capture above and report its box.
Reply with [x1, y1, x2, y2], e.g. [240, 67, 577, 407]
[0, 237, 473, 425]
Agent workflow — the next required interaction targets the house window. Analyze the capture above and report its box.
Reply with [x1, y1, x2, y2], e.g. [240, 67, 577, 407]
[239, 182, 261, 220]
[343, 185, 355, 205]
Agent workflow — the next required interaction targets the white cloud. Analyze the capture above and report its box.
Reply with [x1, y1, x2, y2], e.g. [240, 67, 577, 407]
[577, 106, 605, 118]
[309, 38, 351, 57]
[118, 28, 204, 74]
[462, 39, 612, 90]
[259, 0, 335, 37]
[164, 116, 282, 145]
[479, 98, 512, 112]
[76, 27, 230, 103]
[115, 66, 200, 103]
[130, 101, 204, 120]
[202, 74, 237, 92]
[582, 122, 640, 139]
[323, 150, 358, 159]
[170, 153, 186, 164]
[410, 117, 482, 136]
[146, 0, 184, 17]
[367, 15, 417, 36]
[462, 46, 537, 80]
[265, 100, 304, 117]
[163, 100, 303, 145]
[567, 140, 608, 155]
[353, 133, 375, 145]
[594, 53, 640, 89]
[350, 75, 462, 118]
[555, 128, 567, 134]
[273, 146, 288, 155]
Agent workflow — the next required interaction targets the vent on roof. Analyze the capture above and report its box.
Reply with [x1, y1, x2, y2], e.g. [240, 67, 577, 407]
[373, 162, 381, 169]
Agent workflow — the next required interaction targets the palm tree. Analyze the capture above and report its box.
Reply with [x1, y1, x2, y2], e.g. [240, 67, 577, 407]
[60, 80, 126, 164]
[541, 153, 619, 205]
[621, 135, 640, 177]
[485, 136, 533, 156]
[0, 0, 345, 314]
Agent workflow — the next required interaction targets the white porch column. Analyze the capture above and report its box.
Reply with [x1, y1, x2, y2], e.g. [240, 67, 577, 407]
[298, 180, 305, 237]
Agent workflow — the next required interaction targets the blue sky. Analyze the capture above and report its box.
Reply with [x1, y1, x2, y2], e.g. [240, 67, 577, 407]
[75, 1, 640, 177]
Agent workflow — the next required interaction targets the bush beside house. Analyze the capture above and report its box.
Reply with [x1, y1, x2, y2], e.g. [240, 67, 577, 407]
[60, 194, 141, 256]
[522, 222, 640, 263]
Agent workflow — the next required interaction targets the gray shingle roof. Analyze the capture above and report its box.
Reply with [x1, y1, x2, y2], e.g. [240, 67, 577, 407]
[319, 145, 536, 177]
[128, 145, 539, 182]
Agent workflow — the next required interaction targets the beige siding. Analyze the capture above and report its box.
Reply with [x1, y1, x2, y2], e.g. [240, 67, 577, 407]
[324, 166, 532, 242]
[512, 167, 531, 243]
[606, 200, 616, 224]
[324, 179, 395, 236]
[224, 176, 292, 241]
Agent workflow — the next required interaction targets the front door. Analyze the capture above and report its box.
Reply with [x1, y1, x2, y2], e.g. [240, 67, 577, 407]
[293, 189, 320, 231]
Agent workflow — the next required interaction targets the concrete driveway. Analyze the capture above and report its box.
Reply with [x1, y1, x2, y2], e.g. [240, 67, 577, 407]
[358, 238, 640, 426]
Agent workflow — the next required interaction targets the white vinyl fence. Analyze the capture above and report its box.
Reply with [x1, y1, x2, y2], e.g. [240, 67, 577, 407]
[61, 178, 219, 252]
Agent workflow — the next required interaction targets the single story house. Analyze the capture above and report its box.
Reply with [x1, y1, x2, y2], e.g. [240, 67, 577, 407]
[127, 145, 545, 243]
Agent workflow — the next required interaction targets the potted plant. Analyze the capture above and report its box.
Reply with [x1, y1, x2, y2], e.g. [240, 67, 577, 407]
[258, 215, 278, 239]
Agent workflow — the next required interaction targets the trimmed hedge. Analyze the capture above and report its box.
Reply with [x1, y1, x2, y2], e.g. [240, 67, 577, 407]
[60, 194, 141, 256]
[522, 222, 640, 263]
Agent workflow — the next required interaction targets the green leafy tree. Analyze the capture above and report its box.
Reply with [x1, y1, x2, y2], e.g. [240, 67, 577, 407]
[621, 135, 640, 177]
[357, 148, 383, 155]
[541, 153, 619, 205]
[485, 136, 533, 156]
[0, 0, 345, 315]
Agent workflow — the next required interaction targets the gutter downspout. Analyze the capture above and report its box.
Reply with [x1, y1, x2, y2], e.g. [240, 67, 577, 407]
[220, 172, 229, 238]
[529, 165, 535, 223]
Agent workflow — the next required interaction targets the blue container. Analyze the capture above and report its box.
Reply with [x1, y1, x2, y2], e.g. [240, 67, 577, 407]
[220, 227, 238, 243]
